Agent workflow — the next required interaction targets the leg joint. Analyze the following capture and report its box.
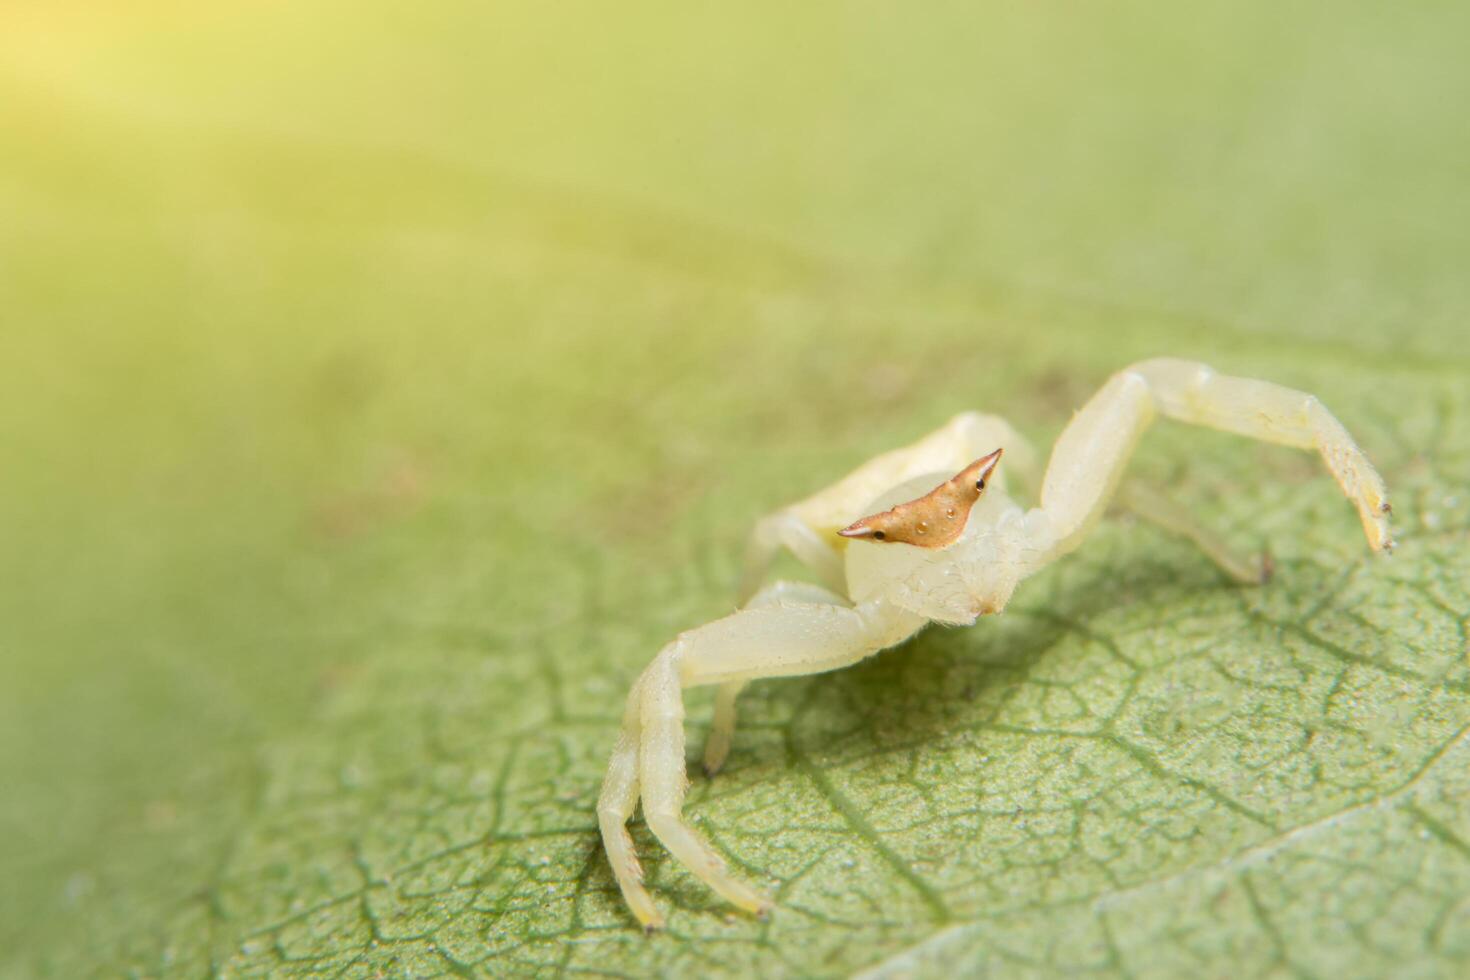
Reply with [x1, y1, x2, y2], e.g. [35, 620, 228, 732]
[643, 810, 683, 835]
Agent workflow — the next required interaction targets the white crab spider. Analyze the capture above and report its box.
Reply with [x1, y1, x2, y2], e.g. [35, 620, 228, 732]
[597, 358, 1392, 930]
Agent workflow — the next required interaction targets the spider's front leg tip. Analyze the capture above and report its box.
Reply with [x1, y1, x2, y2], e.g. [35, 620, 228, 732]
[1360, 499, 1394, 554]
[634, 904, 667, 935]
[1370, 502, 1393, 555]
[718, 876, 776, 920]
[1371, 520, 1395, 555]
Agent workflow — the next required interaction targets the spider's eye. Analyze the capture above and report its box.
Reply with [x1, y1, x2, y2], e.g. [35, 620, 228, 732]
[872, 530, 886, 540]
[975, 479, 986, 491]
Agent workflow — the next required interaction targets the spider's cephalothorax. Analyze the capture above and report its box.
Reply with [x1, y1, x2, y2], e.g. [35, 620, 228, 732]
[836, 447, 1002, 548]
[596, 358, 1392, 931]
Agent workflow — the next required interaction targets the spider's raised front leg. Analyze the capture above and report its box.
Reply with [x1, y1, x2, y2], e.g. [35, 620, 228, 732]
[1034, 358, 1392, 564]
[597, 586, 924, 930]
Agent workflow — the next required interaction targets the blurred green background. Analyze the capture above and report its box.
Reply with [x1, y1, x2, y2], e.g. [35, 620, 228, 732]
[3, 2, 1468, 976]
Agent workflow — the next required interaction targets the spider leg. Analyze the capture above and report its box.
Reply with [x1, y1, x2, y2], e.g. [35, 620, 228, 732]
[1035, 358, 1392, 562]
[703, 581, 848, 776]
[1116, 481, 1271, 584]
[701, 680, 746, 777]
[596, 684, 663, 930]
[600, 590, 924, 927]
[737, 510, 846, 604]
[635, 648, 774, 919]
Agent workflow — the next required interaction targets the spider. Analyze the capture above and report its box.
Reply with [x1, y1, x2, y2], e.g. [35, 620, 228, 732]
[597, 358, 1392, 931]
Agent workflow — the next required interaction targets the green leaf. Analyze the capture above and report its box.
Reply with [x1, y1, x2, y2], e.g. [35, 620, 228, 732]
[3, 3, 1469, 977]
